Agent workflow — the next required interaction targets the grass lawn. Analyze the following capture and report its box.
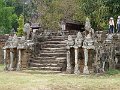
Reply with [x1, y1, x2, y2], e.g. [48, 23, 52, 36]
[0, 65, 120, 90]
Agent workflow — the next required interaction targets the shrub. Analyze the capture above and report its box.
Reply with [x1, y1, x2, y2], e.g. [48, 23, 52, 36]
[17, 14, 24, 36]
[106, 69, 120, 75]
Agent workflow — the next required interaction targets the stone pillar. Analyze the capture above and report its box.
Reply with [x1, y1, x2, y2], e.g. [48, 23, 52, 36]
[74, 47, 80, 74]
[3, 48, 8, 70]
[66, 48, 72, 73]
[83, 48, 89, 74]
[9, 48, 14, 70]
[17, 49, 21, 70]
[3, 48, 6, 65]
[102, 61, 105, 72]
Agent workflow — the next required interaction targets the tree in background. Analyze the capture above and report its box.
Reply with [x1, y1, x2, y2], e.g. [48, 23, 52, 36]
[0, 0, 18, 34]
[0, 0, 36, 34]
[80, 0, 109, 30]
[17, 14, 24, 36]
[37, 0, 85, 30]
[0, 0, 120, 34]
[36, 0, 120, 31]
[105, 0, 120, 18]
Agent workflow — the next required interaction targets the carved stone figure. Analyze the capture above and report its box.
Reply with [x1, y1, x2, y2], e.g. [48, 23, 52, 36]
[67, 35, 74, 47]
[105, 34, 113, 43]
[85, 17, 95, 38]
[5, 36, 12, 48]
[75, 32, 83, 47]
[85, 17, 91, 31]
[18, 36, 26, 49]
[12, 34, 18, 47]
[23, 23, 31, 40]
[83, 32, 94, 49]
[32, 29, 37, 40]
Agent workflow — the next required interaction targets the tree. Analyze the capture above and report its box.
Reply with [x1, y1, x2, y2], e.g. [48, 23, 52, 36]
[105, 0, 120, 18]
[37, 0, 85, 30]
[12, 0, 120, 31]
[80, 0, 109, 30]
[0, 0, 18, 34]
[17, 14, 24, 36]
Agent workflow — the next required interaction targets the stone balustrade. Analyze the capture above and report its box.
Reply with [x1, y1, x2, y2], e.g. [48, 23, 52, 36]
[3, 34, 34, 71]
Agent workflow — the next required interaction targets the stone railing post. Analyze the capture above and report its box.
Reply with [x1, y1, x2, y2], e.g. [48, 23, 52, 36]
[83, 48, 89, 74]
[9, 48, 14, 71]
[66, 47, 72, 73]
[3, 47, 8, 70]
[17, 49, 22, 70]
[74, 46, 80, 74]
[3, 47, 6, 65]
[102, 61, 105, 72]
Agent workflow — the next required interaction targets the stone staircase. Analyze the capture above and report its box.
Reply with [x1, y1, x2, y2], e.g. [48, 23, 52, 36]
[28, 30, 77, 73]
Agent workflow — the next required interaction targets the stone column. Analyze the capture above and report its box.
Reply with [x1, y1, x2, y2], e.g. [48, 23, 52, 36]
[102, 61, 105, 72]
[74, 47, 80, 74]
[3, 48, 6, 65]
[3, 48, 8, 70]
[17, 49, 21, 70]
[66, 48, 72, 73]
[9, 48, 14, 71]
[83, 48, 89, 74]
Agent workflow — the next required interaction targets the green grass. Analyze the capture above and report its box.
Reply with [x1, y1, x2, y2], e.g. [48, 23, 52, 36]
[106, 69, 120, 75]
[0, 64, 120, 90]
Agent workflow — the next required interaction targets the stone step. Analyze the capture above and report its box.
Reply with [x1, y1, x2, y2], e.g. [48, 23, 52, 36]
[30, 59, 66, 64]
[42, 46, 65, 49]
[40, 52, 66, 57]
[50, 36, 68, 38]
[56, 57, 66, 60]
[28, 31, 73, 72]
[40, 49, 66, 53]
[30, 63, 63, 67]
[42, 48, 66, 51]
[29, 57, 66, 63]
[32, 57, 55, 60]
[29, 66, 62, 71]
[47, 38, 65, 41]
[41, 43, 66, 48]
[43, 41, 66, 44]
[50, 35, 76, 40]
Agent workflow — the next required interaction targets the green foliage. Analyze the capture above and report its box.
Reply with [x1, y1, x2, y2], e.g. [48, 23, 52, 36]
[106, 69, 120, 75]
[17, 14, 24, 36]
[36, 0, 120, 30]
[1, 7, 15, 33]
[11, 14, 18, 32]
[0, 0, 120, 33]
[38, 0, 86, 30]
[0, 0, 18, 34]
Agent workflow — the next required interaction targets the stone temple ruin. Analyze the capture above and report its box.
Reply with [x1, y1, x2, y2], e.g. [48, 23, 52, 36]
[2, 18, 120, 74]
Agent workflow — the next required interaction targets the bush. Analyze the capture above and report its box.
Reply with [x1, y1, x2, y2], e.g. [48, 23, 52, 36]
[17, 14, 24, 36]
[106, 69, 120, 75]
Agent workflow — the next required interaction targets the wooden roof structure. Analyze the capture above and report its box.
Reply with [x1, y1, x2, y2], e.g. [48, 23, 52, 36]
[31, 23, 41, 29]
[63, 20, 85, 32]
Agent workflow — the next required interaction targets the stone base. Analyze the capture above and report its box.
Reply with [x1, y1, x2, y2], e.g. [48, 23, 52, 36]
[8, 67, 14, 71]
[74, 68, 80, 74]
[83, 66, 89, 74]
[16, 65, 21, 71]
[101, 68, 105, 72]
[66, 67, 72, 74]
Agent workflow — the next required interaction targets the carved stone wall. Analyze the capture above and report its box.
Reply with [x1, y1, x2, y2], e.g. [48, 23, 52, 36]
[0, 35, 8, 64]
[0, 42, 4, 63]
[21, 50, 30, 69]
[78, 48, 84, 73]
